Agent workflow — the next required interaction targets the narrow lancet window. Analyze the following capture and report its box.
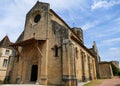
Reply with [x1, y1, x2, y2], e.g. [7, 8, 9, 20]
[55, 45, 58, 57]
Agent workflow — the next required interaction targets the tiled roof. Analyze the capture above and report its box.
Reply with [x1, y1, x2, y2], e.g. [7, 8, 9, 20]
[0, 35, 12, 48]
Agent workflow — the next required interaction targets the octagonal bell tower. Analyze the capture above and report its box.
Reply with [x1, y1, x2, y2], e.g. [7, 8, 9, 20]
[23, 1, 50, 40]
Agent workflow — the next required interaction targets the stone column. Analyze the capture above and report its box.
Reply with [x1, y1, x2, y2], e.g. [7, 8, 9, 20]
[15, 47, 24, 84]
[39, 41, 48, 85]
[81, 52, 86, 82]
[92, 60, 96, 79]
[68, 43, 77, 86]
[17, 58, 23, 84]
[62, 42, 77, 86]
[36, 56, 41, 84]
[88, 56, 92, 80]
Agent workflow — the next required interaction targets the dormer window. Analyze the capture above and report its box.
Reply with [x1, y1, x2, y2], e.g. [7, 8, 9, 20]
[34, 14, 41, 23]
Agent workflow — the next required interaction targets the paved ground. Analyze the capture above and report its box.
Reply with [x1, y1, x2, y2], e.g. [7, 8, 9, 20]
[1, 77, 120, 86]
[97, 76, 120, 86]
[0, 84, 48, 86]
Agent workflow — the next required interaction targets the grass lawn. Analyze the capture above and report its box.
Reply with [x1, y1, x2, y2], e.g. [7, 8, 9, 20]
[83, 79, 104, 86]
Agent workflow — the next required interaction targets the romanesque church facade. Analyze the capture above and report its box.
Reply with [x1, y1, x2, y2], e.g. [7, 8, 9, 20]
[5, 1, 99, 86]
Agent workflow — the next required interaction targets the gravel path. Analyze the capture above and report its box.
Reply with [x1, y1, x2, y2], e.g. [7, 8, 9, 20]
[97, 76, 120, 86]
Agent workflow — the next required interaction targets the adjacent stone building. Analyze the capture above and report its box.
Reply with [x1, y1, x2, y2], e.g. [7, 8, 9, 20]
[0, 36, 12, 81]
[99, 62, 113, 79]
[89, 42, 114, 79]
[5, 1, 97, 86]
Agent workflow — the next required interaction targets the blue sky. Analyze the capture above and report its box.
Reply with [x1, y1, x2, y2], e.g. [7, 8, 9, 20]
[0, 0, 120, 63]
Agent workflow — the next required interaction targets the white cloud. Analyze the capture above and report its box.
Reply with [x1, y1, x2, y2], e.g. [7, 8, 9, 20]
[113, 17, 120, 25]
[0, 0, 37, 42]
[97, 27, 120, 38]
[81, 20, 100, 30]
[100, 38, 120, 46]
[109, 47, 120, 51]
[40, 0, 87, 10]
[0, 0, 89, 42]
[100, 47, 120, 61]
[91, 0, 120, 10]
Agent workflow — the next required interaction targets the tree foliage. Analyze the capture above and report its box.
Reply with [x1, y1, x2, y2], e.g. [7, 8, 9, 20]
[111, 63, 120, 76]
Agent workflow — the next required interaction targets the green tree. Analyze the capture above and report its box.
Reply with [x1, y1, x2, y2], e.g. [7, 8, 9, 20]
[111, 63, 120, 76]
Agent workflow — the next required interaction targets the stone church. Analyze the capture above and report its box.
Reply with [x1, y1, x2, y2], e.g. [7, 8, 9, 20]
[5, 1, 98, 86]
